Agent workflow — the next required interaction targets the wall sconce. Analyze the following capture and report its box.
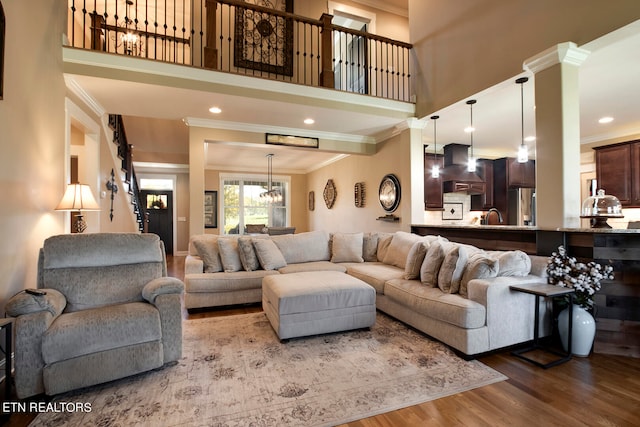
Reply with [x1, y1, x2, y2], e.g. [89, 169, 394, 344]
[56, 183, 100, 233]
[106, 168, 118, 221]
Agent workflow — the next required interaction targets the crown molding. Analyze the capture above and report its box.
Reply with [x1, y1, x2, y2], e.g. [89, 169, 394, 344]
[183, 117, 376, 145]
[64, 75, 105, 118]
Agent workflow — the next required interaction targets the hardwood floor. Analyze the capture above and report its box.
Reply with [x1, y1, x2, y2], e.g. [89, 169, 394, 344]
[3, 256, 639, 426]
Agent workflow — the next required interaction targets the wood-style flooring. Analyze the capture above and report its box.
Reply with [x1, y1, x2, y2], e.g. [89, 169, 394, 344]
[3, 256, 639, 427]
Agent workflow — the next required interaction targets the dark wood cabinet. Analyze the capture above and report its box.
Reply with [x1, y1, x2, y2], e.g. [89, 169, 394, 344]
[493, 157, 536, 190]
[470, 159, 494, 210]
[595, 140, 640, 206]
[424, 152, 443, 209]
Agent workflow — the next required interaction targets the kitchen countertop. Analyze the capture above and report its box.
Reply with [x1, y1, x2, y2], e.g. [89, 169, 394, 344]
[411, 224, 640, 233]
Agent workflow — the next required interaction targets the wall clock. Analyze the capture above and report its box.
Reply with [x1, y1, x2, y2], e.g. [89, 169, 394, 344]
[323, 179, 337, 209]
[378, 174, 401, 213]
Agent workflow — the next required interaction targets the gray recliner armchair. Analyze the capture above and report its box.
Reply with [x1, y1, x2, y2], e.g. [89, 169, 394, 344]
[5, 233, 184, 398]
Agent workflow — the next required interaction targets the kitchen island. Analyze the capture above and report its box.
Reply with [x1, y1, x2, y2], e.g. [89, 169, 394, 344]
[412, 224, 640, 356]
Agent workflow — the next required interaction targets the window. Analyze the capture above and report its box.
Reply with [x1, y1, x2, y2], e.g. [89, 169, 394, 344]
[220, 174, 289, 234]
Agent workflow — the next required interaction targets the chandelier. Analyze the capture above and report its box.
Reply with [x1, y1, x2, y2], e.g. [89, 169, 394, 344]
[113, 0, 143, 56]
[260, 154, 282, 203]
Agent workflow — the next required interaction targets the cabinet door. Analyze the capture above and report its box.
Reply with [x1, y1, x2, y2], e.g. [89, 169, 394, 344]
[471, 159, 494, 210]
[507, 158, 535, 188]
[596, 144, 632, 205]
[424, 153, 443, 209]
[632, 142, 640, 205]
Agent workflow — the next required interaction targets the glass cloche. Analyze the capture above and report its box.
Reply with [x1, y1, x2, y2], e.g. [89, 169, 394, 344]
[580, 189, 623, 228]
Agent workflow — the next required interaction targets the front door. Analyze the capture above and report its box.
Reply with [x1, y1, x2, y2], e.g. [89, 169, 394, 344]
[141, 190, 173, 255]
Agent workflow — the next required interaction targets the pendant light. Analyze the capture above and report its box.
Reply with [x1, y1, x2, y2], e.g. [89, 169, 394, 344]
[260, 154, 282, 203]
[466, 99, 477, 172]
[516, 77, 529, 163]
[430, 115, 440, 178]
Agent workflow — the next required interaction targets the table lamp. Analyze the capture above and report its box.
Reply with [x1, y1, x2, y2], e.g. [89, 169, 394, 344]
[55, 183, 101, 233]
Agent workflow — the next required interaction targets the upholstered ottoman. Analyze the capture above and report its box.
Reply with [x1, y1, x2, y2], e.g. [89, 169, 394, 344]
[262, 271, 376, 340]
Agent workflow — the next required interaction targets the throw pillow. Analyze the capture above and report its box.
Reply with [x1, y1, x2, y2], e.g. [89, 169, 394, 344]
[253, 238, 287, 270]
[362, 232, 379, 262]
[191, 235, 222, 273]
[437, 243, 468, 293]
[382, 231, 421, 269]
[459, 253, 499, 298]
[217, 238, 242, 273]
[404, 240, 429, 280]
[331, 232, 364, 263]
[376, 233, 394, 262]
[420, 240, 446, 287]
[494, 250, 531, 276]
[238, 237, 261, 271]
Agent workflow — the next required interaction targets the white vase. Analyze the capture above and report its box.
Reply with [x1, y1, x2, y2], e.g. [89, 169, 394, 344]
[558, 304, 596, 357]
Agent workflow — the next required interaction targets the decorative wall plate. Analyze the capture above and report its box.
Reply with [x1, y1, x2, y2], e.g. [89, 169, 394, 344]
[378, 174, 401, 213]
[354, 182, 365, 208]
[308, 191, 315, 211]
[323, 179, 337, 209]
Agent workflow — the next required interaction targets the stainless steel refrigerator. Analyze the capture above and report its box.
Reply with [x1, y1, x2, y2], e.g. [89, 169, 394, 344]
[508, 188, 535, 226]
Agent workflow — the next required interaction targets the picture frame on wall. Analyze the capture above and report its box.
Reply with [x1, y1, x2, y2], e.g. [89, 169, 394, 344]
[204, 191, 218, 228]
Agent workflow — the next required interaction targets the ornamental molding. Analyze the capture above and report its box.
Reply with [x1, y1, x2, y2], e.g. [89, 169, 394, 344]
[524, 42, 590, 74]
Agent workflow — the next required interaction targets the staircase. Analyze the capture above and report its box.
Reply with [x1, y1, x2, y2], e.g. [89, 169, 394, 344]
[107, 114, 146, 232]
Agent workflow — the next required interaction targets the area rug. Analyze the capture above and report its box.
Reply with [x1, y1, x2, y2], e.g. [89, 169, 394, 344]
[31, 312, 506, 427]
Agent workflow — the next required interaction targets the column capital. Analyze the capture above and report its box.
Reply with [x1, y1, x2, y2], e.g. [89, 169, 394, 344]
[404, 117, 428, 130]
[524, 42, 590, 74]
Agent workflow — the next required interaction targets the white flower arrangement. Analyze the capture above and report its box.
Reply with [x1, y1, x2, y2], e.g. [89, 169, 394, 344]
[546, 246, 614, 310]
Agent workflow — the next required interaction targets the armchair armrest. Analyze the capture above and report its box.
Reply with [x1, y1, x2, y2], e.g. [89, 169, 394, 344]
[5, 289, 67, 399]
[142, 277, 185, 304]
[5, 289, 66, 318]
[143, 277, 184, 364]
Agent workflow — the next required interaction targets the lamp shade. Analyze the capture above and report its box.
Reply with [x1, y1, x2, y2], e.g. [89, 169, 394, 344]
[56, 183, 101, 211]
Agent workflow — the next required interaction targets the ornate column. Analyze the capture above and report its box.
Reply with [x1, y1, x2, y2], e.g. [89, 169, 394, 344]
[524, 42, 590, 228]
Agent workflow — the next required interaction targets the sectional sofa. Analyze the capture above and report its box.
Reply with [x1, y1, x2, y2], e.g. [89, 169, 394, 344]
[184, 230, 551, 356]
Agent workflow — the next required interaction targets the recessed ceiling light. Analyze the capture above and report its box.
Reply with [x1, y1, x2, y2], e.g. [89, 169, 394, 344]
[304, 118, 315, 125]
[464, 126, 475, 133]
[524, 136, 536, 142]
[598, 116, 614, 124]
[209, 107, 222, 114]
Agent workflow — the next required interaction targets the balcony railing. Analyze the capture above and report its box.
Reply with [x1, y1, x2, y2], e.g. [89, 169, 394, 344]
[67, 0, 413, 102]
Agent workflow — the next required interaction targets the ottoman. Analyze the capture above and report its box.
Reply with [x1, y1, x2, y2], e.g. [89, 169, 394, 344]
[262, 271, 376, 340]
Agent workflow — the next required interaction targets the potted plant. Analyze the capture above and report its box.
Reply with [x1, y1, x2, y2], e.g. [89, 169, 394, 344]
[546, 246, 614, 356]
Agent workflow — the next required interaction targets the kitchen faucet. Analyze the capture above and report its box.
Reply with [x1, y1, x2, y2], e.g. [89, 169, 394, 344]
[483, 207, 504, 224]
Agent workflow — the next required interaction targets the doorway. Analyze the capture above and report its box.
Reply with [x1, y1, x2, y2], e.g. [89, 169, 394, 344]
[141, 189, 174, 255]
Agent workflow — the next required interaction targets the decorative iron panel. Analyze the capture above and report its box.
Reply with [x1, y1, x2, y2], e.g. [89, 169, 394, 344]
[234, 0, 294, 76]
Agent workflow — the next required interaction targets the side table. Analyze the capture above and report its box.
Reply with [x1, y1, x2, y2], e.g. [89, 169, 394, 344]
[509, 283, 574, 369]
[0, 318, 13, 401]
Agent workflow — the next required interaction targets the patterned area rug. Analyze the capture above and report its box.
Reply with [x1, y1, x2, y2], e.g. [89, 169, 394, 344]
[31, 312, 506, 427]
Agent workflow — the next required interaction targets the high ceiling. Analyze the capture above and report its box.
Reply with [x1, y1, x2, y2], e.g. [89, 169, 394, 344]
[67, 18, 640, 174]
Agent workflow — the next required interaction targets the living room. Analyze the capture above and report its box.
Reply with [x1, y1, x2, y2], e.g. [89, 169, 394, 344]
[1, 0, 639, 425]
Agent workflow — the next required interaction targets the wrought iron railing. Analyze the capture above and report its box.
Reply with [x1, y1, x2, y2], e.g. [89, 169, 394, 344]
[67, 0, 413, 102]
[108, 114, 146, 232]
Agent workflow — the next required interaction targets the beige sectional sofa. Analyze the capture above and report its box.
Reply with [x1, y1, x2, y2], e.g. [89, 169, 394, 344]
[184, 230, 551, 356]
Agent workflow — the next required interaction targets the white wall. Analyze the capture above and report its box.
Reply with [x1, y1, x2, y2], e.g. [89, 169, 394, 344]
[0, 2, 68, 314]
[307, 131, 413, 233]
